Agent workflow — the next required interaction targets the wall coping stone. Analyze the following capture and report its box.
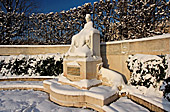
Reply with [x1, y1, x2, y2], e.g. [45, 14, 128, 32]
[0, 45, 70, 48]
[101, 33, 170, 45]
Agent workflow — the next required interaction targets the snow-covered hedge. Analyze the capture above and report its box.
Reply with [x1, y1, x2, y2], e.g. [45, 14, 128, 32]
[0, 54, 63, 77]
[127, 54, 168, 88]
[160, 77, 170, 102]
[1, 0, 169, 45]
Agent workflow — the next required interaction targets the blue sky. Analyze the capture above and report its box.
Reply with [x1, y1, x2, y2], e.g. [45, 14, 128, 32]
[37, 0, 99, 13]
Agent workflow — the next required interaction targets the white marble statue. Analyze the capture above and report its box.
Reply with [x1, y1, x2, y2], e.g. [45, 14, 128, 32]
[65, 14, 100, 57]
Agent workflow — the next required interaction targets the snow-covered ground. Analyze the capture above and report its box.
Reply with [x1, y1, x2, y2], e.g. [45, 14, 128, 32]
[121, 85, 170, 111]
[103, 97, 149, 112]
[0, 52, 169, 111]
[0, 72, 169, 111]
[0, 81, 43, 86]
[0, 80, 150, 112]
[0, 80, 43, 90]
[0, 89, 95, 112]
[0, 89, 150, 112]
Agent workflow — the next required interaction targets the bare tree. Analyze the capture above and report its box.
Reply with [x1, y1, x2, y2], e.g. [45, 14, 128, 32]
[0, 0, 40, 44]
[0, 0, 39, 14]
[0, 0, 169, 45]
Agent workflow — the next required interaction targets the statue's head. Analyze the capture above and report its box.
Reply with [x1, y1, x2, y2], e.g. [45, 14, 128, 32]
[85, 14, 91, 23]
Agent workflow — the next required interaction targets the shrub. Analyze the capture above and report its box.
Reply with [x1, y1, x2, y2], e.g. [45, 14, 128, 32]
[160, 77, 170, 102]
[0, 54, 63, 77]
[127, 54, 168, 88]
[35, 57, 63, 76]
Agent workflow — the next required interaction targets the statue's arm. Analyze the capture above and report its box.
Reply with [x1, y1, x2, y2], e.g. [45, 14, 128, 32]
[67, 34, 77, 54]
[86, 35, 91, 49]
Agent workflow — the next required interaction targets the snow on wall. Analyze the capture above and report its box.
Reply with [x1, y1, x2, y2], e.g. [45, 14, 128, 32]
[99, 67, 125, 87]
[0, 45, 70, 48]
[101, 34, 170, 45]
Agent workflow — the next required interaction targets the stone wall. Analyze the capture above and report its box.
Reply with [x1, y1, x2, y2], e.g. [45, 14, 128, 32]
[0, 45, 70, 55]
[101, 34, 170, 80]
[0, 34, 170, 80]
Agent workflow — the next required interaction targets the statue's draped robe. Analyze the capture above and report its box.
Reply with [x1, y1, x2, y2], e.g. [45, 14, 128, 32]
[66, 21, 95, 57]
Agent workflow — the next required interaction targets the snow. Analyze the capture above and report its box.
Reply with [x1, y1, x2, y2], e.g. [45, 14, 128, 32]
[0, 79, 167, 112]
[51, 83, 84, 96]
[0, 53, 63, 77]
[0, 85, 43, 89]
[88, 85, 118, 99]
[99, 67, 125, 87]
[103, 97, 149, 112]
[129, 54, 162, 63]
[51, 85, 116, 100]
[67, 61, 80, 67]
[85, 90, 116, 100]
[0, 45, 70, 47]
[0, 76, 58, 79]
[49, 78, 117, 100]
[67, 45, 93, 57]
[43, 78, 59, 85]
[125, 53, 170, 111]
[0, 53, 62, 64]
[0, 80, 43, 89]
[0, 90, 94, 112]
[166, 54, 170, 78]
[0, 51, 169, 111]
[58, 74, 102, 89]
[101, 33, 170, 45]
[127, 54, 166, 88]
[65, 17, 100, 58]
[121, 85, 170, 111]
[64, 56, 102, 62]
[89, 85, 112, 93]
[0, 81, 43, 85]
[0, 77, 169, 111]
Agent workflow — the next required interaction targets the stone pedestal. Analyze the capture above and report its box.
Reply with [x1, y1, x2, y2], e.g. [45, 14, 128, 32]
[63, 57, 102, 81]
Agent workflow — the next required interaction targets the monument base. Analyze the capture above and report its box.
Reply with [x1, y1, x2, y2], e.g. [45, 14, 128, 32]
[43, 79, 119, 112]
[58, 74, 102, 89]
[63, 56, 102, 81]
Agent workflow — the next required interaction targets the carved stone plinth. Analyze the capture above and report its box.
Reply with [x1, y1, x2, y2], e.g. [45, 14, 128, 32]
[63, 57, 102, 81]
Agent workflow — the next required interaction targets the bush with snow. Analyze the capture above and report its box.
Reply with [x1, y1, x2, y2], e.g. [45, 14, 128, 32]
[160, 77, 170, 102]
[127, 54, 168, 88]
[0, 54, 63, 77]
